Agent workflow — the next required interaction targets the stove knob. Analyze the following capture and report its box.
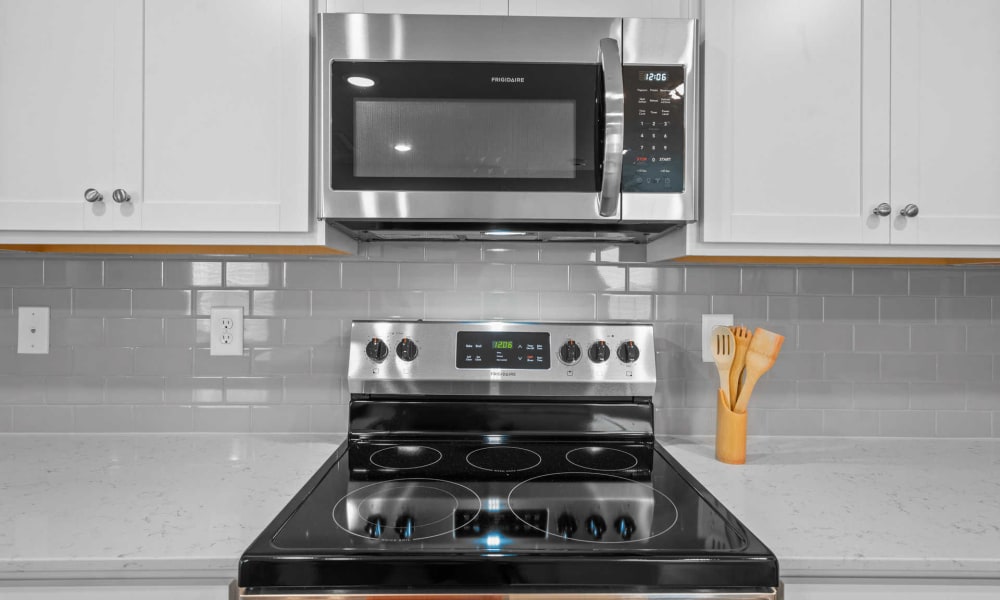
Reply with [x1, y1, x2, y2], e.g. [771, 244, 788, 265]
[556, 513, 577, 538]
[617, 340, 640, 363]
[395, 515, 414, 540]
[365, 337, 388, 362]
[558, 340, 581, 364]
[588, 340, 610, 363]
[585, 515, 606, 540]
[395, 337, 418, 362]
[614, 516, 636, 541]
[365, 515, 386, 538]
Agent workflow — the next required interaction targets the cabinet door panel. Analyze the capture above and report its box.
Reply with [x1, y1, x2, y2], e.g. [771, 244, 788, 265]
[890, 0, 1000, 245]
[0, 0, 126, 230]
[702, 0, 881, 244]
[142, 0, 309, 232]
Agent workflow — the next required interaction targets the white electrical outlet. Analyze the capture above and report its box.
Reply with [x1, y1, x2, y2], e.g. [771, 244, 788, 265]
[701, 313, 734, 362]
[210, 307, 244, 356]
[17, 306, 50, 354]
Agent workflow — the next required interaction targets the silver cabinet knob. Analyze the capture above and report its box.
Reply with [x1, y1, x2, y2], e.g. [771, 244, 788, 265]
[84, 188, 103, 203]
[112, 189, 131, 203]
[872, 203, 891, 217]
[899, 204, 919, 218]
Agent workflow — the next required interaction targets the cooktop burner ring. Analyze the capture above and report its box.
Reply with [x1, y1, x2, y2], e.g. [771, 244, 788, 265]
[565, 446, 639, 471]
[507, 471, 680, 544]
[369, 445, 443, 470]
[465, 445, 543, 473]
[332, 478, 482, 542]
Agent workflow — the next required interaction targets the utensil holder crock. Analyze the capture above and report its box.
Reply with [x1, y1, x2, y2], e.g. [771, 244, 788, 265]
[715, 388, 747, 465]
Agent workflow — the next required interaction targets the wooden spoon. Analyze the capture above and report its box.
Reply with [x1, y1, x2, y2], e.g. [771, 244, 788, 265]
[710, 325, 735, 408]
[729, 325, 752, 410]
[732, 327, 785, 414]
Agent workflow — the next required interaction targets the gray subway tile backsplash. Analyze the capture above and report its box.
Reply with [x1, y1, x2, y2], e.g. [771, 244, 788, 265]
[797, 268, 852, 295]
[966, 271, 1000, 296]
[909, 269, 964, 297]
[105, 260, 163, 289]
[853, 268, 908, 296]
[162, 261, 223, 289]
[73, 288, 131, 316]
[0, 249, 996, 437]
[44, 259, 103, 288]
[937, 297, 991, 323]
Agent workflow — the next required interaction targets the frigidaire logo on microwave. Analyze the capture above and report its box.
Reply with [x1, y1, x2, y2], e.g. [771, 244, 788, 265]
[491, 76, 525, 83]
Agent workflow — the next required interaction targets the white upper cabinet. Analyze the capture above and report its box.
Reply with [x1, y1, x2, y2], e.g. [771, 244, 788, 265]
[0, 0, 141, 231]
[701, 0, 884, 245]
[0, 0, 311, 235]
[889, 0, 1000, 246]
[141, 0, 310, 232]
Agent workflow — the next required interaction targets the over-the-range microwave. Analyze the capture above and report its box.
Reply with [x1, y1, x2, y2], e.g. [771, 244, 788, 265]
[318, 13, 697, 242]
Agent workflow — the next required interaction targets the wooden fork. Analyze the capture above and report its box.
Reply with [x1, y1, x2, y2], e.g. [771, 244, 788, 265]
[729, 326, 752, 410]
[710, 325, 735, 407]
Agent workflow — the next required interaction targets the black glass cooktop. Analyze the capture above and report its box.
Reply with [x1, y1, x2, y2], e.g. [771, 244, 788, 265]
[240, 438, 778, 590]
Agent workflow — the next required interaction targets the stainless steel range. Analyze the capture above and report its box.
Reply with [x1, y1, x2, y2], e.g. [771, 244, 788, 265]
[238, 321, 778, 599]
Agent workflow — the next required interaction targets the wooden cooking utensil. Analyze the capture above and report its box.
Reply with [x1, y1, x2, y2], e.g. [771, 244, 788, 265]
[732, 327, 785, 414]
[710, 325, 735, 407]
[728, 325, 752, 410]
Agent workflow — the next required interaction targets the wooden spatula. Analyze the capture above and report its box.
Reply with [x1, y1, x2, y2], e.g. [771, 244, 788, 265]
[710, 325, 735, 407]
[729, 325, 752, 410]
[732, 327, 785, 414]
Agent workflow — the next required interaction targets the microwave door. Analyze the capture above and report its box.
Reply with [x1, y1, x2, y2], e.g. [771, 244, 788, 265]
[322, 59, 616, 224]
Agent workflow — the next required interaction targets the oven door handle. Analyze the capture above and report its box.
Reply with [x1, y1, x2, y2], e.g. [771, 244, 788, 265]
[598, 37, 624, 218]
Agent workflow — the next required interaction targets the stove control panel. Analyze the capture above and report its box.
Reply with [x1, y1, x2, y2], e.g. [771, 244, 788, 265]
[348, 321, 656, 397]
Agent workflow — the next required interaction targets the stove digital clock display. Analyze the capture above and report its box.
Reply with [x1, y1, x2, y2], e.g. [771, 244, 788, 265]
[457, 331, 549, 369]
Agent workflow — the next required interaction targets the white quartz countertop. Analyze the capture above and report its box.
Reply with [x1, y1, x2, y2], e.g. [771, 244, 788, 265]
[0, 434, 340, 580]
[1, 434, 998, 582]
[660, 436, 1000, 580]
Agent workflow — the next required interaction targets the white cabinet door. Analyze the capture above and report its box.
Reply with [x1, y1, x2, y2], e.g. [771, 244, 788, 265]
[141, 0, 310, 232]
[889, 0, 1000, 245]
[701, 0, 889, 245]
[508, 0, 689, 17]
[0, 0, 142, 231]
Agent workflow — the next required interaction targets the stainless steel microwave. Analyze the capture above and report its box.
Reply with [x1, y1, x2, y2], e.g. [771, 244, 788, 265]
[317, 13, 697, 242]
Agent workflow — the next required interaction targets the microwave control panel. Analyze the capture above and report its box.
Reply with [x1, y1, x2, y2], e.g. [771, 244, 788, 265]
[621, 65, 686, 194]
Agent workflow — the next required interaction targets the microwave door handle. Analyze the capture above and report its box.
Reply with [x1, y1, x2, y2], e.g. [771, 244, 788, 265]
[598, 37, 624, 218]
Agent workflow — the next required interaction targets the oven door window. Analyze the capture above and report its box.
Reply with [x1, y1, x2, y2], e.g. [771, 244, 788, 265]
[329, 61, 599, 192]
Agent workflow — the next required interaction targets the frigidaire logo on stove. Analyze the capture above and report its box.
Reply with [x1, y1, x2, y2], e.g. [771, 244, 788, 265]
[491, 76, 525, 83]
[490, 370, 517, 377]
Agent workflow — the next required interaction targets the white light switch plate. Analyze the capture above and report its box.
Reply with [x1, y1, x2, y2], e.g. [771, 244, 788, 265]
[210, 307, 244, 356]
[702, 314, 734, 362]
[17, 306, 50, 354]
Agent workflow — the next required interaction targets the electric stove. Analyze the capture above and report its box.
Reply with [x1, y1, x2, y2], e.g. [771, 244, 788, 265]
[238, 321, 779, 599]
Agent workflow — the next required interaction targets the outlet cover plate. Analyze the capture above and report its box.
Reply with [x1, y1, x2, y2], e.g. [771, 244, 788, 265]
[210, 307, 244, 356]
[17, 306, 50, 354]
[702, 314, 734, 362]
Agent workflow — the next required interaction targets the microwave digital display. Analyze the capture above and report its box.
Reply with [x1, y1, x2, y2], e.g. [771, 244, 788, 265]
[639, 71, 669, 82]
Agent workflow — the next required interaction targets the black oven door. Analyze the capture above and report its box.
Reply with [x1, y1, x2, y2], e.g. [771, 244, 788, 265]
[329, 61, 600, 193]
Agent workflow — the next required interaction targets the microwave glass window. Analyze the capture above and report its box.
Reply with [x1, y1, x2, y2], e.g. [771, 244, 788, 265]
[354, 100, 575, 179]
[328, 61, 597, 192]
